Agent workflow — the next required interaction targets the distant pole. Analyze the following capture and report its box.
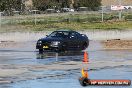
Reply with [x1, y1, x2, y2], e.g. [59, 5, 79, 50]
[32, 10, 37, 25]
[35, 10, 36, 25]
[118, 0, 122, 20]
[0, 12, 2, 28]
[101, 6, 105, 22]
[102, 6, 104, 22]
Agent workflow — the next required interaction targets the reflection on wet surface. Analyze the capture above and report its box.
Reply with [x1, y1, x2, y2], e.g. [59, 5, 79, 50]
[0, 41, 132, 88]
[36, 51, 84, 62]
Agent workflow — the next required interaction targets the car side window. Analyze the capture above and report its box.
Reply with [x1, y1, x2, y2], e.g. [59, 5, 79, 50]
[70, 32, 78, 39]
[55, 32, 64, 37]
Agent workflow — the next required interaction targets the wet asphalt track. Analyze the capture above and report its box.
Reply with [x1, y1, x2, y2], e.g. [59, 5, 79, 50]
[0, 41, 132, 88]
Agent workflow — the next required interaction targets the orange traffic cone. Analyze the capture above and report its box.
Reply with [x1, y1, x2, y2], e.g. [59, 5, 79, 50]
[83, 51, 89, 62]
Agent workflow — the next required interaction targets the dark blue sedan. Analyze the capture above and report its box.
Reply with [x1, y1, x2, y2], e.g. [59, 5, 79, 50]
[36, 29, 89, 53]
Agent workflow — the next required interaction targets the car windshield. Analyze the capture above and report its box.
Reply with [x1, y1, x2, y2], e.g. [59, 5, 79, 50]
[48, 31, 69, 38]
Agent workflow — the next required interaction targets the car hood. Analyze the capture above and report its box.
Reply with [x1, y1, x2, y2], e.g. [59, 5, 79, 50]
[38, 37, 64, 42]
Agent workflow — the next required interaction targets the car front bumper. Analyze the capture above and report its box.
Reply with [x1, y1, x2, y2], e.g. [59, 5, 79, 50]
[36, 43, 62, 51]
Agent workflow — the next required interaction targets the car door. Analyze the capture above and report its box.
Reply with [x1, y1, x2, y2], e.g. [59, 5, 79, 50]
[68, 32, 80, 49]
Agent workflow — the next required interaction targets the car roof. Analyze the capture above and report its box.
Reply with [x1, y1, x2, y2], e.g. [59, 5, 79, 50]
[55, 29, 74, 32]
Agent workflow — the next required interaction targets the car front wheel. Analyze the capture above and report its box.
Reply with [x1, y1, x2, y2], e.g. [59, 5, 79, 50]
[39, 49, 43, 53]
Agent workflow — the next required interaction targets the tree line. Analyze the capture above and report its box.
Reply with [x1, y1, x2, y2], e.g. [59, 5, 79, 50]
[0, 0, 101, 15]
[33, 0, 102, 10]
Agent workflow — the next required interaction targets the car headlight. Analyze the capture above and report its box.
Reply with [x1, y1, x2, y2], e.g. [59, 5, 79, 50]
[51, 41, 60, 46]
[38, 41, 42, 43]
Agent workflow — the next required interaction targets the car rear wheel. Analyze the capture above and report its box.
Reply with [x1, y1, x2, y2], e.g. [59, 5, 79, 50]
[82, 42, 88, 50]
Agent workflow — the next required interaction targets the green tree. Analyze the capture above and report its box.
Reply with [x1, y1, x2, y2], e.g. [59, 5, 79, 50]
[33, 0, 69, 11]
[0, 0, 21, 15]
[32, 0, 102, 11]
